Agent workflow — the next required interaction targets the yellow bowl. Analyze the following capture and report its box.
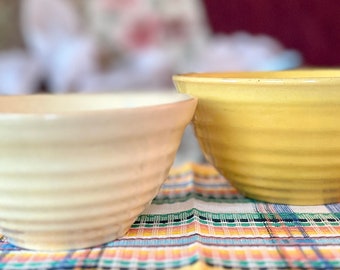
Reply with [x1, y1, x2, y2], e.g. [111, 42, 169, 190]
[0, 92, 197, 250]
[173, 70, 340, 205]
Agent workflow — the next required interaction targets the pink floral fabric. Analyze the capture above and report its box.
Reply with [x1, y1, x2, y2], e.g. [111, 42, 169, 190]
[85, 0, 209, 55]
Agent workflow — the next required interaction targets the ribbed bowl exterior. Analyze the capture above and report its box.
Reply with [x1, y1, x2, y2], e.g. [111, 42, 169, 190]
[174, 70, 340, 205]
[0, 94, 197, 250]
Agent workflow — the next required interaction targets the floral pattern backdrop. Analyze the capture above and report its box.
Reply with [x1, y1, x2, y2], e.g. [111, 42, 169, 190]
[0, 0, 301, 94]
[86, 0, 208, 50]
[84, 0, 209, 72]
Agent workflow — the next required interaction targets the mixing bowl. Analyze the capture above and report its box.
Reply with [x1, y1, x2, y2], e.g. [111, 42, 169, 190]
[0, 92, 197, 250]
[173, 70, 340, 205]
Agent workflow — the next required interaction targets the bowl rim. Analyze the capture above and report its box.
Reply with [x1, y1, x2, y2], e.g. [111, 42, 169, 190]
[0, 92, 197, 116]
[173, 69, 340, 84]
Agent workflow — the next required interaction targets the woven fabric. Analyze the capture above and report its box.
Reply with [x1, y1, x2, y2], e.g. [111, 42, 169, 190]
[1, 163, 340, 269]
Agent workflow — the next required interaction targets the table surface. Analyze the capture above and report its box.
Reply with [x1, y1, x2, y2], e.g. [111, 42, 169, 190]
[1, 163, 340, 269]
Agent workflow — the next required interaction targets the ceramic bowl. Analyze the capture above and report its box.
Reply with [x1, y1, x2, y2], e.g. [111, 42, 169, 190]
[173, 70, 340, 205]
[0, 92, 197, 250]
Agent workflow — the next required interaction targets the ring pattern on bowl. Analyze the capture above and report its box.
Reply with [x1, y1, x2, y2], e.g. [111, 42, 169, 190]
[173, 70, 340, 205]
[0, 93, 197, 250]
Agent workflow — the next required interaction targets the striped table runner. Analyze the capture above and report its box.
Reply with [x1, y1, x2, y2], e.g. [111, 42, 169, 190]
[1, 163, 340, 269]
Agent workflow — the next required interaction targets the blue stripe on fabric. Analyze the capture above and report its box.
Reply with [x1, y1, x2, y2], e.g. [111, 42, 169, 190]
[270, 204, 335, 268]
[326, 204, 340, 213]
[272, 204, 311, 239]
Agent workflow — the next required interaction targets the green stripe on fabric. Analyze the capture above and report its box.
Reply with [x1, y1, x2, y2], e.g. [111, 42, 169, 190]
[99, 257, 198, 269]
[205, 258, 340, 269]
[152, 192, 253, 204]
[134, 209, 340, 227]
[205, 258, 288, 268]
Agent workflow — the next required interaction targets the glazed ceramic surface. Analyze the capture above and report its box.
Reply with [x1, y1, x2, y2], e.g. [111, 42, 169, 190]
[173, 70, 340, 205]
[0, 93, 197, 250]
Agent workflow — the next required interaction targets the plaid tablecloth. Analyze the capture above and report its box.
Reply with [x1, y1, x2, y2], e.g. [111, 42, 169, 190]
[1, 163, 340, 269]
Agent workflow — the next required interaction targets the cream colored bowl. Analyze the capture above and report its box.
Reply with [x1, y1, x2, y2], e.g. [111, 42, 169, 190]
[173, 70, 340, 205]
[0, 92, 197, 250]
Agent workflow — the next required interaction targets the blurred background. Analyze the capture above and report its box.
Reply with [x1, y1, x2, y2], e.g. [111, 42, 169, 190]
[0, 0, 338, 163]
[1, 0, 339, 94]
[4, 0, 336, 94]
